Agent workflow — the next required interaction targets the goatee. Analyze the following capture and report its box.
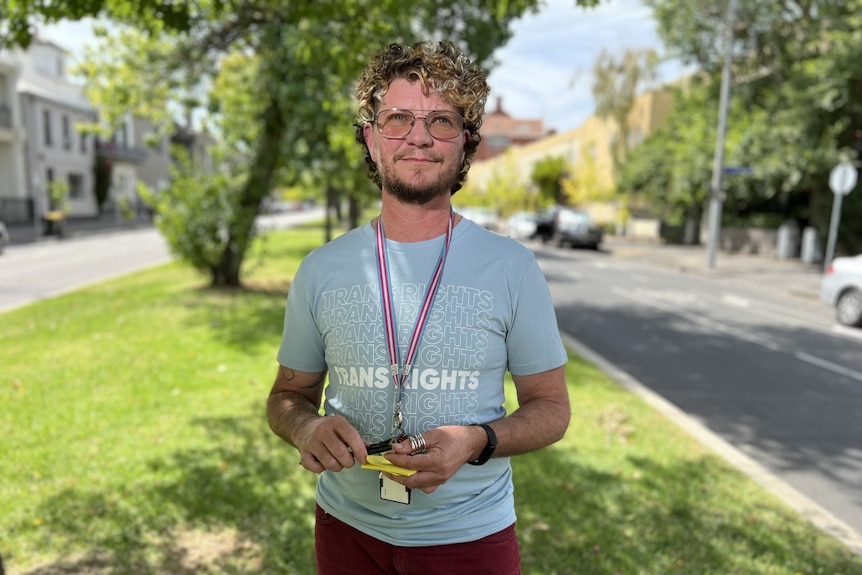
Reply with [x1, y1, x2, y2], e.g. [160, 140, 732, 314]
[381, 161, 462, 205]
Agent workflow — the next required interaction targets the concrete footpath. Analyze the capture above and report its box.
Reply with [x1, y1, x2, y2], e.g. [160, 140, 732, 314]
[601, 235, 825, 303]
[4, 211, 155, 247]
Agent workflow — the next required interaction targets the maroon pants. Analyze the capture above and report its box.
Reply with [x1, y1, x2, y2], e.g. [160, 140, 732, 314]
[314, 505, 521, 575]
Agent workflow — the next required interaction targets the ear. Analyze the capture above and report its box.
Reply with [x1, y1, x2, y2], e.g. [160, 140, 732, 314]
[363, 123, 376, 162]
[462, 129, 471, 150]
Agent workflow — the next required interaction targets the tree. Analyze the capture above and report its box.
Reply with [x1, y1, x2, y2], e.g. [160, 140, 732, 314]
[562, 144, 609, 207]
[3, 1, 607, 286]
[618, 80, 716, 241]
[591, 47, 658, 171]
[531, 156, 569, 206]
[456, 148, 534, 218]
[642, 0, 862, 252]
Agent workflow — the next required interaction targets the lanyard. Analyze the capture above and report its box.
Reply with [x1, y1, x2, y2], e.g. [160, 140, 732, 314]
[375, 210, 454, 439]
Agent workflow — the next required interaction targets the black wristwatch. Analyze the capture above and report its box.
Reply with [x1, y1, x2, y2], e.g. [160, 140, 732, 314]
[468, 423, 497, 466]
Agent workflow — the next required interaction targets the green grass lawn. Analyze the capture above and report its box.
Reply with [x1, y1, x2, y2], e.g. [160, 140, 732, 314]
[1, 221, 861, 575]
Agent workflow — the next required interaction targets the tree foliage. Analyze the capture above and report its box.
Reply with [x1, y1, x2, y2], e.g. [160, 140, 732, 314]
[6, 0, 598, 286]
[562, 144, 612, 207]
[456, 148, 535, 218]
[633, 0, 862, 252]
[591, 47, 658, 170]
[530, 155, 569, 206]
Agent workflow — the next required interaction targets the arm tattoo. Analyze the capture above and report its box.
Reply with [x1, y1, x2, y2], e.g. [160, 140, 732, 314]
[280, 366, 325, 389]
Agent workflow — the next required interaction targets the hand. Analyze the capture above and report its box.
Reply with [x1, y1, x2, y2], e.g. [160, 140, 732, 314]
[382, 425, 483, 493]
[296, 415, 366, 473]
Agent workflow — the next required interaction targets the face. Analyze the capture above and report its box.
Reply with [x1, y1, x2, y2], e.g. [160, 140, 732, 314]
[363, 78, 469, 205]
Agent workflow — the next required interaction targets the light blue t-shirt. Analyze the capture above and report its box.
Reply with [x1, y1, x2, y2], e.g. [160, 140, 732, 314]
[277, 218, 567, 546]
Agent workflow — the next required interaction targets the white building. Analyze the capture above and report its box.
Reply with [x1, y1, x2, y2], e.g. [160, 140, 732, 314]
[0, 51, 29, 224]
[15, 38, 98, 219]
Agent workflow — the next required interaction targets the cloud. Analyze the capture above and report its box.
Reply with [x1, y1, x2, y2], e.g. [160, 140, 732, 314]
[486, 0, 686, 133]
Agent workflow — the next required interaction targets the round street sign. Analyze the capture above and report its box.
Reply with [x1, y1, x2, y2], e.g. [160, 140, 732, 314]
[829, 161, 857, 196]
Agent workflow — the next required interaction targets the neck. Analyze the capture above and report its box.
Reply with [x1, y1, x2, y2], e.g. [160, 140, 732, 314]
[377, 194, 455, 242]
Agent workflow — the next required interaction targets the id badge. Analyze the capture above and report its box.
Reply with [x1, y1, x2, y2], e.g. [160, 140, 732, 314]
[379, 473, 411, 505]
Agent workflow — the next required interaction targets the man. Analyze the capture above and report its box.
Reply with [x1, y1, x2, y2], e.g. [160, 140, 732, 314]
[267, 40, 570, 575]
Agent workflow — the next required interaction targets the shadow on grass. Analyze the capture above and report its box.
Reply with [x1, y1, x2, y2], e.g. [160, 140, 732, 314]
[18, 405, 318, 574]
[180, 285, 291, 354]
[18, 420, 862, 574]
[515, 444, 862, 574]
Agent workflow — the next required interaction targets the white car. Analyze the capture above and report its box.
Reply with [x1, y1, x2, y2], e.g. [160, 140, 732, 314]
[504, 211, 538, 240]
[458, 207, 499, 231]
[820, 255, 862, 327]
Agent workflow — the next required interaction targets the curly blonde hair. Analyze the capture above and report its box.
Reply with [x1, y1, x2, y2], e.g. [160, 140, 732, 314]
[354, 41, 490, 194]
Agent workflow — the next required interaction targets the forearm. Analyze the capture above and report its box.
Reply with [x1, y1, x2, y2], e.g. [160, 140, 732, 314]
[468, 366, 570, 461]
[267, 390, 323, 449]
[487, 398, 570, 459]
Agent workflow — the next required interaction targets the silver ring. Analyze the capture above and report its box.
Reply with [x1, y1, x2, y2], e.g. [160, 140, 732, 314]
[408, 434, 427, 455]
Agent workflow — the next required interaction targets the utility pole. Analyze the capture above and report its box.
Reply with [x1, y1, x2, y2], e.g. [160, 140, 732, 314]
[706, 0, 737, 269]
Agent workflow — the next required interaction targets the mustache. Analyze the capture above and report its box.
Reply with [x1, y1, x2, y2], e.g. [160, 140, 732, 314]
[393, 152, 443, 162]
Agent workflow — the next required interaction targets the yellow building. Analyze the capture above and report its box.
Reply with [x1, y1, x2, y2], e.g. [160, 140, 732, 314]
[468, 85, 675, 231]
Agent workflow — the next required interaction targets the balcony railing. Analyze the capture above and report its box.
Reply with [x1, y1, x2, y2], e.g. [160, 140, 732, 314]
[96, 140, 148, 164]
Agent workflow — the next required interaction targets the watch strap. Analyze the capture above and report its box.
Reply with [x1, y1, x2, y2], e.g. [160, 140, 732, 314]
[468, 423, 497, 466]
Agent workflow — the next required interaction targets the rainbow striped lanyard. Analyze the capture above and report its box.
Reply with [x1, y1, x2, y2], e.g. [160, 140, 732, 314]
[374, 210, 454, 440]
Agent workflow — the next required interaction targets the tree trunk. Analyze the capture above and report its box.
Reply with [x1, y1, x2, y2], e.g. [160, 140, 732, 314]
[324, 184, 337, 243]
[347, 194, 360, 230]
[210, 92, 287, 288]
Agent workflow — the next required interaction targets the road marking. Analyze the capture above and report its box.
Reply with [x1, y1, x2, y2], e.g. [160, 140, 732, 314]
[722, 293, 751, 308]
[613, 286, 862, 384]
[796, 352, 862, 383]
[611, 286, 781, 351]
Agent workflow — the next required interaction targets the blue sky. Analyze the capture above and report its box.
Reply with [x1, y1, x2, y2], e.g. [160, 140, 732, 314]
[485, 0, 688, 133]
[39, 0, 687, 135]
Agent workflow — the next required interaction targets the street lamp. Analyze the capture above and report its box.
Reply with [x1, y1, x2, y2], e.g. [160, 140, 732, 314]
[706, 0, 737, 269]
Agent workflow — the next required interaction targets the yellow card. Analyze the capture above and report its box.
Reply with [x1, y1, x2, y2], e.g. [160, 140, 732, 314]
[361, 455, 417, 476]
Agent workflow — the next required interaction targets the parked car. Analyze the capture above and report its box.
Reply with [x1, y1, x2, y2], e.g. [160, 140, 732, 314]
[820, 255, 862, 327]
[0, 220, 9, 254]
[533, 208, 556, 243]
[504, 211, 538, 241]
[458, 207, 499, 231]
[534, 206, 603, 250]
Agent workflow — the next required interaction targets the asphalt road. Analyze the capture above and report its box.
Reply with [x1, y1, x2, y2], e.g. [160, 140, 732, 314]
[0, 208, 325, 314]
[533, 241, 862, 554]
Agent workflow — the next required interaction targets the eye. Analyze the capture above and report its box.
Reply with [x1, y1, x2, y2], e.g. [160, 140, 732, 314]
[385, 112, 411, 123]
[432, 115, 454, 127]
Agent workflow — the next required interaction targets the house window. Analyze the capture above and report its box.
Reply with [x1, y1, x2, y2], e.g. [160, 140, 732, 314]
[487, 135, 510, 149]
[68, 173, 84, 199]
[62, 115, 72, 150]
[43, 109, 52, 147]
[112, 122, 128, 148]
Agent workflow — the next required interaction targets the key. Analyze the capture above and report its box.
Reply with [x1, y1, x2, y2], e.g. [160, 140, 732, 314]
[367, 439, 393, 455]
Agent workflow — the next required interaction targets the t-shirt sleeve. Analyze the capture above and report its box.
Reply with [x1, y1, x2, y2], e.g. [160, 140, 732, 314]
[505, 259, 567, 376]
[277, 262, 327, 372]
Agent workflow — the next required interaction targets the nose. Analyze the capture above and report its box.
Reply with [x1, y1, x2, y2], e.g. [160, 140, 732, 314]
[405, 116, 434, 146]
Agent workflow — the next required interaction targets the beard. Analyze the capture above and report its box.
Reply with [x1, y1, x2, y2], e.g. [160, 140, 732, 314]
[379, 156, 463, 205]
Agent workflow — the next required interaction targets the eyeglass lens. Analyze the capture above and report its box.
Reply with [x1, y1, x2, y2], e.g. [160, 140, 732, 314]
[375, 109, 463, 140]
